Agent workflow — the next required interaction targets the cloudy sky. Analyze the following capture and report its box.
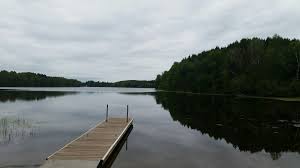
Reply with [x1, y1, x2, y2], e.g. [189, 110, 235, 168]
[0, 0, 299, 82]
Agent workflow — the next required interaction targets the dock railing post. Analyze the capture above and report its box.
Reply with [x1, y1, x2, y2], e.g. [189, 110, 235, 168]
[126, 105, 129, 122]
[106, 104, 108, 122]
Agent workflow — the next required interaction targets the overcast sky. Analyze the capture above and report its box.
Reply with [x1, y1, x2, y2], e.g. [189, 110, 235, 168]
[0, 0, 300, 82]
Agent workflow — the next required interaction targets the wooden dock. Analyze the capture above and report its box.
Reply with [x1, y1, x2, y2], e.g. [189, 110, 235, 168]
[40, 117, 133, 168]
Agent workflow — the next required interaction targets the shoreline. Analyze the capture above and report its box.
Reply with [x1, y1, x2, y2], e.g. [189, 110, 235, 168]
[1, 87, 300, 102]
[156, 90, 300, 102]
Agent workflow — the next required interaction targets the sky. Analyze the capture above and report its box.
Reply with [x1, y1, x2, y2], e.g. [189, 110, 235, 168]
[0, 0, 300, 82]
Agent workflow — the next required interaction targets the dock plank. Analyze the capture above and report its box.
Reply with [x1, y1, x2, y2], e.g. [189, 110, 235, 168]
[42, 117, 133, 167]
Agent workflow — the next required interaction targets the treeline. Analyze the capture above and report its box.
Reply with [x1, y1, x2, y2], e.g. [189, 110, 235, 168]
[84, 80, 155, 88]
[156, 35, 300, 97]
[0, 71, 81, 87]
[0, 70, 155, 88]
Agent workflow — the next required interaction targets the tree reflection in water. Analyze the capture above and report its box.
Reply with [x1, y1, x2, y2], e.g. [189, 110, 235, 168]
[0, 90, 76, 145]
[0, 90, 76, 102]
[153, 92, 300, 160]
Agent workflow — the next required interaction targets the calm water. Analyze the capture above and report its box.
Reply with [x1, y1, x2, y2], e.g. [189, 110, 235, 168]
[0, 87, 300, 168]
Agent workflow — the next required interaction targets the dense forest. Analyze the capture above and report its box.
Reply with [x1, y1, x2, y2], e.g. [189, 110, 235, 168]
[156, 35, 300, 97]
[0, 70, 155, 88]
[0, 71, 82, 87]
[84, 80, 155, 88]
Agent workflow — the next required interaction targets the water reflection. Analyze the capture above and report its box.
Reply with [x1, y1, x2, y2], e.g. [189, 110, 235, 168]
[0, 90, 76, 146]
[0, 90, 76, 102]
[152, 92, 300, 160]
[0, 116, 39, 145]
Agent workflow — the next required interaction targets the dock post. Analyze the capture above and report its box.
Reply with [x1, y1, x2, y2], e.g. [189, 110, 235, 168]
[106, 104, 108, 122]
[126, 105, 129, 122]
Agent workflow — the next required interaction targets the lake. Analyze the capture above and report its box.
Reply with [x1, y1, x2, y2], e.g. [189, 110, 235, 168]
[0, 87, 300, 168]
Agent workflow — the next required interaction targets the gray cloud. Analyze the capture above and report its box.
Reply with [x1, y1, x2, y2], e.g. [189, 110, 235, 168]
[0, 0, 300, 81]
